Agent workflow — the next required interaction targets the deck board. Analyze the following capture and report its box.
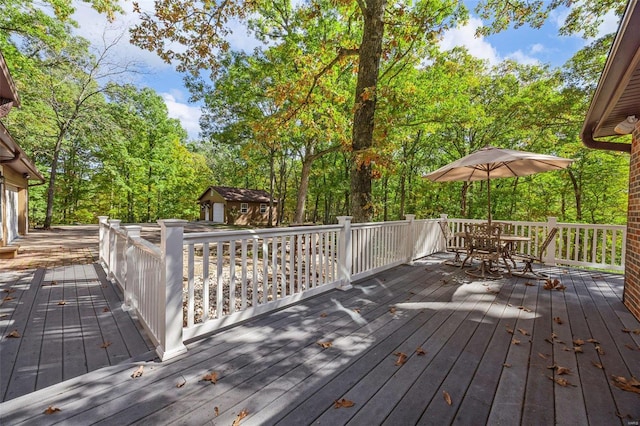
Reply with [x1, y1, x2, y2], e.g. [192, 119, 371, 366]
[1, 255, 639, 425]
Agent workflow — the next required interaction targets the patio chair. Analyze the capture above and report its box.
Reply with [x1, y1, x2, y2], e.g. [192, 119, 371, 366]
[438, 220, 467, 266]
[511, 227, 559, 280]
[464, 223, 503, 279]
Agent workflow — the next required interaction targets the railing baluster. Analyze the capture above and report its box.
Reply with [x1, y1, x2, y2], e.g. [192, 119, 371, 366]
[187, 244, 195, 327]
[229, 239, 236, 314]
[241, 239, 247, 310]
[203, 243, 210, 322]
[216, 241, 223, 319]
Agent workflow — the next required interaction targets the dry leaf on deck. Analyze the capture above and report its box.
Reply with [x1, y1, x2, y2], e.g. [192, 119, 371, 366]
[100, 341, 111, 348]
[317, 341, 332, 349]
[524, 282, 535, 286]
[6, 330, 20, 338]
[611, 375, 640, 394]
[394, 352, 407, 366]
[518, 328, 530, 336]
[443, 391, 452, 406]
[3, 288, 16, 293]
[44, 406, 61, 415]
[553, 317, 564, 325]
[3, 296, 14, 301]
[503, 363, 512, 368]
[415, 347, 426, 356]
[538, 353, 548, 360]
[320, 312, 328, 318]
[202, 372, 218, 384]
[512, 338, 521, 345]
[621, 328, 631, 333]
[389, 307, 397, 314]
[506, 327, 514, 335]
[334, 398, 355, 409]
[353, 308, 361, 314]
[634, 329, 640, 335]
[103, 307, 110, 313]
[214, 406, 219, 416]
[573, 338, 585, 346]
[587, 338, 599, 344]
[232, 408, 249, 425]
[556, 366, 572, 375]
[574, 346, 583, 353]
[624, 344, 637, 351]
[131, 365, 144, 378]
[548, 376, 575, 387]
[176, 378, 187, 388]
[57, 300, 66, 305]
[595, 345, 605, 355]
[591, 361, 603, 369]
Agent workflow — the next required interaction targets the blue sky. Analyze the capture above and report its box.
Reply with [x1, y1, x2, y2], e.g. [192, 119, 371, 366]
[71, 1, 619, 141]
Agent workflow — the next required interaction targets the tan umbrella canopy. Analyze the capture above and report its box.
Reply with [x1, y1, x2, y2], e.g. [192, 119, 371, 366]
[424, 146, 573, 223]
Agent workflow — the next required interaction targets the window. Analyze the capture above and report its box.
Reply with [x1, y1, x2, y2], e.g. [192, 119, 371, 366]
[260, 203, 267, 214]
[240, 203, 248, 213]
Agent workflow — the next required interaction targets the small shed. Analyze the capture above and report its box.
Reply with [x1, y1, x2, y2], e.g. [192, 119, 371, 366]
[197, 186, 278, 226]
[0, 50, 44, 257]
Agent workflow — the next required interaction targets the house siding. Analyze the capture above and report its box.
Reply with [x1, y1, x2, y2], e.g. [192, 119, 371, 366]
[625, 124, 640, 321]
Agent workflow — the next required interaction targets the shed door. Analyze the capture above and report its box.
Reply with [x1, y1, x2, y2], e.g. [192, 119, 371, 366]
[213, 203, 224, 223]
[5, 187, 18, 243]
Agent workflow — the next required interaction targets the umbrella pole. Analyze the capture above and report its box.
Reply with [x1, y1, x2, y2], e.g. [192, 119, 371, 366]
[487, 169, 491, 224]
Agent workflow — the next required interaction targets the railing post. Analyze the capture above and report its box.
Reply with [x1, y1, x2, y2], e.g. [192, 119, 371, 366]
[544, 216, 557, 266]
[157, 219, 188, 361]
[98, 216, 109, 267]
[405, 214, 416, 265]
[122, 225, 142, 311]
[337, 216, 353, 291]
[107, 219, 121, 280]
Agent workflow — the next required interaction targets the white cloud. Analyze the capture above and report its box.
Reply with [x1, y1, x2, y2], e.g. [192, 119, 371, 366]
[505, 50, 539, 66]
[530, 43, 544, 54]
[162, 93, 202, 140]
[439, 17, 500, 65]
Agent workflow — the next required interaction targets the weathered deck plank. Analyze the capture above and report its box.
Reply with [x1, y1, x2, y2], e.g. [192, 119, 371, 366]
[1, 256, 639, 426]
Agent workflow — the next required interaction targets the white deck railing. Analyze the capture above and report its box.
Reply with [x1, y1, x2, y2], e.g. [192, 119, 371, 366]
[99, 214, 626, 361]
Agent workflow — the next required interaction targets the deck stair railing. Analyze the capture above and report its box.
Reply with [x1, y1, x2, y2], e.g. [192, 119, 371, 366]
[99, 214, 624, 361]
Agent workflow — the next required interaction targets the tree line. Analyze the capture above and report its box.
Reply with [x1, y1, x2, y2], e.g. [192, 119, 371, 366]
[0, 0, 630, 228]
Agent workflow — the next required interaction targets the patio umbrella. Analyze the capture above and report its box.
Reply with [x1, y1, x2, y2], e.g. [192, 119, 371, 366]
[424, 146, 573, 223]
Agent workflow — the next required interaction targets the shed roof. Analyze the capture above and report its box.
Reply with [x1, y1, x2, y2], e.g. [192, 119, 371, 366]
[580, 0, 640, 152]
[199, 186, 276, 203]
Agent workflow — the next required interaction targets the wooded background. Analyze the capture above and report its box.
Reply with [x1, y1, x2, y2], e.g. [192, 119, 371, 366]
[1, 0, 630, 227]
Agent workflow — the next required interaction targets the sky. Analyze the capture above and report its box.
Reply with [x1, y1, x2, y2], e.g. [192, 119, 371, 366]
[71, 1, 620, 141]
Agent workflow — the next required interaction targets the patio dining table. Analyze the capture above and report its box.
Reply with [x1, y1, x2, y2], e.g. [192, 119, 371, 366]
[454, 231, 531, 274]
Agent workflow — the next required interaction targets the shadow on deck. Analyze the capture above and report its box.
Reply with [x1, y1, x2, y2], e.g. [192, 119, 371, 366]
[1, 253, 639, 425]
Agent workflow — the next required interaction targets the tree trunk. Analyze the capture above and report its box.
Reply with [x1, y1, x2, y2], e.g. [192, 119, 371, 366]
[567, 169, 582, 220]
[294, 156, 313, 224]
[350, 0, 386, 223]
[43, 132, 66, 229]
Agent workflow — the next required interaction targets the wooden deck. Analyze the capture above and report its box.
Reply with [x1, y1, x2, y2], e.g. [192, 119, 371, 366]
[0, 264, 154, 402]
[1, 254, 639, 425]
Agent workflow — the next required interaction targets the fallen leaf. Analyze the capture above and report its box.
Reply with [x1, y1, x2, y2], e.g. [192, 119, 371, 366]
[611, 375, 640, 394]
[214, 406, 219, 416]
[317, 341, 332, 349]
[503, 363, 512, 368]
[415, 347, 426, 356]
[506, 327, 514, 335]
[624, 344, 637, 351]
[3, 288, 16, 293]
[103, 307, 110, 313]
[587, 338, 600, 344]
[544, 338, 554, 344]
[574, 346, 583, 353]
[334, 398, 355, 409]
[524, 282, 535, 286]
[573, 338, 585, 346]
[6, 330, 20, 338]
[538, 352, 548, 360]
[556, 366, 572, 375]
[621, 328, 631, 333]
[320, 312, 328, 318]
[548, 376, 575, 387]
[553, 317, 564, 325]
[58, 300, 66, 305]
[202, 372, 218, 384]
[232, 408, 249, 425]
[44, 406, 61, 415]
[555, 284, 567, 291]
[443, 391, 452, 406]
[3, 295, 14, 302]
[394, 352, 408, 366]
[131, 365, 144, 378]
[595, 345, 605, 355]
[591, 361, 603, 369]
[389, 307, 397, 314]
[176, 378, 187, 388]
[518, 328, 530, 336]
[634, 329, 640, 335]
[353, 308, 361, 313]
[100, 341, 112, 348]
[512, 338, 521, 345]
